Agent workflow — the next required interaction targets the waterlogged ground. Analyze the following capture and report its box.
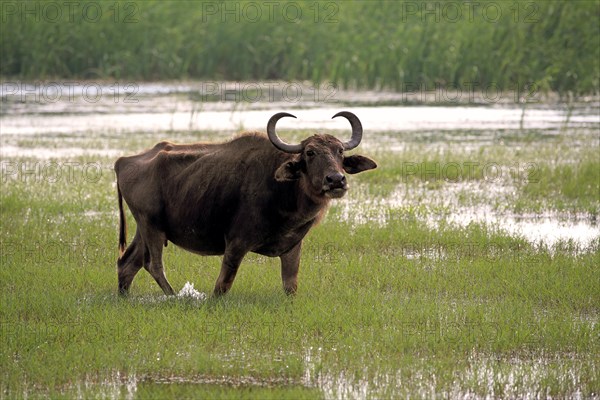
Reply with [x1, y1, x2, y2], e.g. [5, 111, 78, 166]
[2, 82, 598, 247]
[1, 82, 599, 398]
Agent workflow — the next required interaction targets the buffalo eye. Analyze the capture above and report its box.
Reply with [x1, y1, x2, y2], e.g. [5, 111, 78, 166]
[306, 150, 315, 157]
[338, 148, 344, 155]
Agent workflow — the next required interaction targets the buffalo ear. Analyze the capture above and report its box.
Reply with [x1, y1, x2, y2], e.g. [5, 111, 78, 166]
[343, 155, 377, 174]
[275, 161, 303, 181]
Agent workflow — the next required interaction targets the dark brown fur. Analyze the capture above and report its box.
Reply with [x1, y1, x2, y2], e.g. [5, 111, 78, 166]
[115, 132, 376, 296]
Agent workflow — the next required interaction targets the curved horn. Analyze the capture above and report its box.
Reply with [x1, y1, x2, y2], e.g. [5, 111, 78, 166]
[332, 111, 363, 150]
[267, 112, 303, 154]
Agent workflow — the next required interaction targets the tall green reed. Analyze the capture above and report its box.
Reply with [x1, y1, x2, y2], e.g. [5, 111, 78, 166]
[1, 1, 598, 95]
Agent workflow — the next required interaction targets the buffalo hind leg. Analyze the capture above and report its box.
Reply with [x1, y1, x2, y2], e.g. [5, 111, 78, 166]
[213, 243, 246, 296]
[117, 230, 147, 295]
[141, 225, 175, 296]
[280, 242, 302, 295]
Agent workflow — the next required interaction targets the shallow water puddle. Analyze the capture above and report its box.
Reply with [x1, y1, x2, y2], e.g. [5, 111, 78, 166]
[302, 349, 595, 399]
[69, 372, 312, 400]
[448, 209, 599, 249]
[55, 349, 596, 399]
[336, 181, 599, 249]
[2, 82, 599, 135]
[2, 104, 599, 136]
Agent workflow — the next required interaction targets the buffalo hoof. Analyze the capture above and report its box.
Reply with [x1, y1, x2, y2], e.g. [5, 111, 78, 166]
[284, 287, 297, 296]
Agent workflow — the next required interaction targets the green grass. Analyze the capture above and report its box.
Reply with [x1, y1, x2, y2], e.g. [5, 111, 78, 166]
[518, 158, 600, 213]
[1, 126, 599, 398]
[1, 0, 599, 95]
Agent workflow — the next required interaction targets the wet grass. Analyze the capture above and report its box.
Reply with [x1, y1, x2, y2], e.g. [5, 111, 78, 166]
[518, 158, 600, 214]
[1, 127, 599, 398]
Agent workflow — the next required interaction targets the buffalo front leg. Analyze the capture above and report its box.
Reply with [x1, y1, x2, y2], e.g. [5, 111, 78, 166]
[280, 241, 302, 295]
[213, 244, 246, 296]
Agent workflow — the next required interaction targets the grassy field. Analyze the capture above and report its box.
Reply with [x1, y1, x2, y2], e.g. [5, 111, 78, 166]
[1, 119, 598, 398]
[2, 0, 599, 95]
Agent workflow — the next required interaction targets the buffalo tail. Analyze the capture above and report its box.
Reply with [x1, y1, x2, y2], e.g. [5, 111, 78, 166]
[117, 184, 127, 258]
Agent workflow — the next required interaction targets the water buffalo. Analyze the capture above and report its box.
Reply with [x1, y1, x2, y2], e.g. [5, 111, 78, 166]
[115, 111, 376, 296]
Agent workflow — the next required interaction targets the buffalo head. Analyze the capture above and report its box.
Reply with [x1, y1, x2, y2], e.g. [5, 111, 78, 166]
[268, 112, 377, 200]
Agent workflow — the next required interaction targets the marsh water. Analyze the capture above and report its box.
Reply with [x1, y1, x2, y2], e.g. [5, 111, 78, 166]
[1, 81, 599, 249]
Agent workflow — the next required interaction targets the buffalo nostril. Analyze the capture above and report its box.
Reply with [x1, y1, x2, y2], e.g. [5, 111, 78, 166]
[326, 173, 345, 185]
